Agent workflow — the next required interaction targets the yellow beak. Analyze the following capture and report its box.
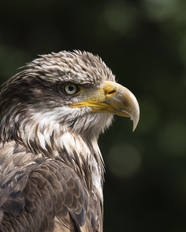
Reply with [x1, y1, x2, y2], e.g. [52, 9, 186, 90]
[70, 81, 140, 131]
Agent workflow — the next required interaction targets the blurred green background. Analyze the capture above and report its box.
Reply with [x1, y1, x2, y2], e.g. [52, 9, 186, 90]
[1, 0, 186, 231]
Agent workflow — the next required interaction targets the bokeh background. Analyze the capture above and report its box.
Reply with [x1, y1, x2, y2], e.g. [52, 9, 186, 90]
[1, 0, 186, 231]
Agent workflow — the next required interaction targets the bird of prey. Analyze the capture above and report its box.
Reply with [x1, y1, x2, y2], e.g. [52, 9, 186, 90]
[0, 51, 139, 232]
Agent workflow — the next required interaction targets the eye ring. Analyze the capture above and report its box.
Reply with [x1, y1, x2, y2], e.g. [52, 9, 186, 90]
[63, 83, 79, 95]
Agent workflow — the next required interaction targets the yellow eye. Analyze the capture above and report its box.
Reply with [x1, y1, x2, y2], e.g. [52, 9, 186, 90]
[63, 84, 79, 95]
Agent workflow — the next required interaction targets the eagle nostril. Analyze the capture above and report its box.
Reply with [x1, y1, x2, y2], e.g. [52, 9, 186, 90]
[106, 88, 117, 97]
[108, 89, 116, 94]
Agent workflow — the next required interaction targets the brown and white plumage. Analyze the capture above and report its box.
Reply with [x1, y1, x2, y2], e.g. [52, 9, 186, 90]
[0, 51, 139, 232]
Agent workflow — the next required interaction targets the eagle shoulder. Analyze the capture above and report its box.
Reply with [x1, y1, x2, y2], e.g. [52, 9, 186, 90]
[0, 141, 102, 232]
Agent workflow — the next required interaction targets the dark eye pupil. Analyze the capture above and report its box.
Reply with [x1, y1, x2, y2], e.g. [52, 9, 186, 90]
[68, 85, 74, 91]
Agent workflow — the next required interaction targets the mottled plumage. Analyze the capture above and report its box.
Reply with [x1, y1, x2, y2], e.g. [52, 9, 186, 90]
[0, 51, 139, 232]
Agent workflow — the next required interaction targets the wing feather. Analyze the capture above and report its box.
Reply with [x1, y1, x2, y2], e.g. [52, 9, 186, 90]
[0, 142, 102, 232]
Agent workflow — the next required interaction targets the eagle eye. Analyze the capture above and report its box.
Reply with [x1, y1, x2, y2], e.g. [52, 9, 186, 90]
[63, 83, 80, 95]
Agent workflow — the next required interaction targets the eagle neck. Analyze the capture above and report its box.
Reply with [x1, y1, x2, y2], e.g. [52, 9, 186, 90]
[57, 131, 104, 198]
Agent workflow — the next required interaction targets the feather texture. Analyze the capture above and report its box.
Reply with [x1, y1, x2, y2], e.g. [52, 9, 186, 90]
[0, 51, 114, 232]
[0, 51, 139, 231]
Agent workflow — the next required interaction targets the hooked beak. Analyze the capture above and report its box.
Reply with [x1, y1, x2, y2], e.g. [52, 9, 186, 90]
[70, 81, 140, 131]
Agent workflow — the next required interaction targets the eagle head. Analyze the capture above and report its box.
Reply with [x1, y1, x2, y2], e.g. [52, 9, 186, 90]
[0, 50, 139, 163]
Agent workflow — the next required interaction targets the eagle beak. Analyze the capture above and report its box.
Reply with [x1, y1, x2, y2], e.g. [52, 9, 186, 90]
[70, 81, 140, 131]
[102, 81, 140, 131]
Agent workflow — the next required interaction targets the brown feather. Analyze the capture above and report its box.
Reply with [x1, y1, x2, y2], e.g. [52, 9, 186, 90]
[0, 50, 140, 232]
[0, 51, 112, 232]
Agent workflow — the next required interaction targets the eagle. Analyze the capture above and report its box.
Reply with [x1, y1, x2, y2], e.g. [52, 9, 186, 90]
[0, 51, 139, 232]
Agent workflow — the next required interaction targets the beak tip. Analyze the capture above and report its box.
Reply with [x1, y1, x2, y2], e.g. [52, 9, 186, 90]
[131, 105, 140, 132]
[132, 120, 139, 132]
